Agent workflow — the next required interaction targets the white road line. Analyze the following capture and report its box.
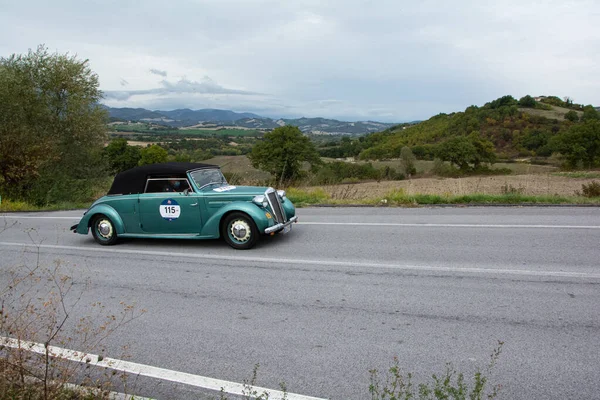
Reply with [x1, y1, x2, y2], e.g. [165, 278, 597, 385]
[1, 337, 325, 400]
[1, 241, 599, 280]
[1, 215, 79, 220]
[3, 215, 600, 230]
[300, 222, 600, 229]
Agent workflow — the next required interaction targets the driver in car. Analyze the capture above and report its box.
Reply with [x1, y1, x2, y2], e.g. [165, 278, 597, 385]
[165, 179, 182, 192]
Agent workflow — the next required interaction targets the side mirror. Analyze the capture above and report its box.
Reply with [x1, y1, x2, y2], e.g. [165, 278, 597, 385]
[183, 188, 190, 196]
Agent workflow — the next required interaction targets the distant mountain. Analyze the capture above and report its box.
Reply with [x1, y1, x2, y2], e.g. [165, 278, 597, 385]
[105, 107, 165, 121]
[160, 108, 262, 123]
[104, 106, 397, 135]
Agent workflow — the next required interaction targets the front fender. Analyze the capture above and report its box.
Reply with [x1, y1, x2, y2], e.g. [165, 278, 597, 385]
[201, 202, 271, 238]
[282, 197, 296, 220]
[75, 204, 126, 235]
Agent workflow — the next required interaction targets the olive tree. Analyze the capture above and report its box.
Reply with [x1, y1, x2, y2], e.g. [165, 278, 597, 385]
[0, 45, 108, 204]
[249, 126, 321, 183]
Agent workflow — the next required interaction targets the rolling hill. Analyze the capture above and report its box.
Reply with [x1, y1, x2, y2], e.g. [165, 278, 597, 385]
[329, 95, 598, 160]
[104, 106, 396, 135]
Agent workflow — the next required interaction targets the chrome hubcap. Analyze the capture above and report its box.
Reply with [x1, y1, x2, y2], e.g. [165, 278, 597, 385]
[230, 220, 251, 242]
[97, 220, 113, 239]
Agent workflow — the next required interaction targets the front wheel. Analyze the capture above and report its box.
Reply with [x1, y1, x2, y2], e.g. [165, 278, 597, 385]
[91, 215, 118, 245]
[221, 212, 259, 250]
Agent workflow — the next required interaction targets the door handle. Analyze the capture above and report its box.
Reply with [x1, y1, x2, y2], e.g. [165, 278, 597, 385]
[190, 203, 198, 207]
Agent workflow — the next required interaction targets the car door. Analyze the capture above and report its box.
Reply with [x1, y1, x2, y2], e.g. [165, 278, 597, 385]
[138, 178, 202, 234]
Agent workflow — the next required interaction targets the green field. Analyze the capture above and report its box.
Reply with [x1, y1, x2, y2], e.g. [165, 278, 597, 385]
[113, 124, 261, 137]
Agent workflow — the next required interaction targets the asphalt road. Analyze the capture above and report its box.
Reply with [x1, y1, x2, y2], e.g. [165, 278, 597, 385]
[1, 207, 599, 399]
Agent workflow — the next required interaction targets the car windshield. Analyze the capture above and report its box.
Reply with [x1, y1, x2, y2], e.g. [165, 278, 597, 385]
[189, 168, 228, 190]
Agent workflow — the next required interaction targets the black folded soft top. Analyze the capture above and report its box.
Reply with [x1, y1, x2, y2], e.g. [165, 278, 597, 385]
[107, 162, 218, 195]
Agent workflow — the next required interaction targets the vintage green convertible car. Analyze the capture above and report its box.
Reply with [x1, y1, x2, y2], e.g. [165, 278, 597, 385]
[70, 162, 297, 249]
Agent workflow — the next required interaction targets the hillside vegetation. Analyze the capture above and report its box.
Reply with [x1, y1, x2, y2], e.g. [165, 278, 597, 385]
[319, 95, 599, 169]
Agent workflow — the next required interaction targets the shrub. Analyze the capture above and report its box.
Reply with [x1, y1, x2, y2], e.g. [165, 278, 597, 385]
[501, 183, 525, 195]
[564, 110, 579, 122]
[313, 161, 390, 184]
[432, 158, 462, 178]
[578, 181, 600, 197]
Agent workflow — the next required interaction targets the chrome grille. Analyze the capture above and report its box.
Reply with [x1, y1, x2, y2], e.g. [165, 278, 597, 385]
[266, 189, 286, 223]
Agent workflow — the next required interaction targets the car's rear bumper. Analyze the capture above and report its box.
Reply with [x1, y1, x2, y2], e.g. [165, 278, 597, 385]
[264, 216, 298, 234]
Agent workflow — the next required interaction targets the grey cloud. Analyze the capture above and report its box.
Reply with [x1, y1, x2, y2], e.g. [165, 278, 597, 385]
[150, 68, 167, 77]
[104, 77, 260, 101]
[8, 0, 598, 121]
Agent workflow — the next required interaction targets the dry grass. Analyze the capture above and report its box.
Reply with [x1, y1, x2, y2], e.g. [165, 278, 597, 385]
[303, 174, 598, 200]
[368, 159, 558, 175]
[519, 105, 582, 121]
[205, 155, 271, 183]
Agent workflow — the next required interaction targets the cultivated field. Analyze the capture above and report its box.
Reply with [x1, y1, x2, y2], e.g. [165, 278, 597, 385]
[307, 174, 599, 200]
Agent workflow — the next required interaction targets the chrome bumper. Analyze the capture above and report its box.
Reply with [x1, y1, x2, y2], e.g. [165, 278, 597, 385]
[264, 216, 298, 234]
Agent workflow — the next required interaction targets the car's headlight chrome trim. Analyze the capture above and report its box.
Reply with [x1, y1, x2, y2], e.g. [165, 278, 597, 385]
[252, 195, 269, 208]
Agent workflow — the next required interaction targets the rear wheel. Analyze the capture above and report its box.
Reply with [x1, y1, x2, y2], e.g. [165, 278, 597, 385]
[221, 212, 259, 250]
[91, 215, 118, 245]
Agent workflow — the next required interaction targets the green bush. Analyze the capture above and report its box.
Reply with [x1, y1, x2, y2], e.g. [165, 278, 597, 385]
[313, 161, 393, 184]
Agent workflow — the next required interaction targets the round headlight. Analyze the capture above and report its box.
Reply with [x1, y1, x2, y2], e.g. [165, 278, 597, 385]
[252, 195, 268, 208]
[277, 190, 286, 200]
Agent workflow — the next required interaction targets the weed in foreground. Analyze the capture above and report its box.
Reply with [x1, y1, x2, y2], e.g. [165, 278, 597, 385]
[215, 364, 288, 400]
[0, 232, 145, 399]
[369, 341, 504, 400]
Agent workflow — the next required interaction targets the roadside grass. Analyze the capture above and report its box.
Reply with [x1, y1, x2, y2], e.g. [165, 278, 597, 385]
[286, 187, 600, 207]
[0, 199, 91, 212]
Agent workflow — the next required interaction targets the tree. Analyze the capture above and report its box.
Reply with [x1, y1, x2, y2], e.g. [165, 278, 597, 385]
[564, 110, 579, 122]
[468, 132, 497, 168]
[436, 137, 478, 170]
[581, 105, 599, 122]
[139, 144, 168, 165]
[487, 95, 517, 109]
[399, 146, 416, 177]
[248, 125, 321, 183]
[518, 95, 536, 108]
[435, 134, 496, 171]
[104, 138, 141, 173]
[0, 45, 108, 203]
[550, 120, 600, 168]
[563, 96, 574, 108]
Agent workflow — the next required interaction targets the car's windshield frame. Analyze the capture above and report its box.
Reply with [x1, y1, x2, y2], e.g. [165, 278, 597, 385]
[189, 168, 228, 190]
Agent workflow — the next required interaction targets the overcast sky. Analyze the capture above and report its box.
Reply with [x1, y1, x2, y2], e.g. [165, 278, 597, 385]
[1, 0, 599, 122]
